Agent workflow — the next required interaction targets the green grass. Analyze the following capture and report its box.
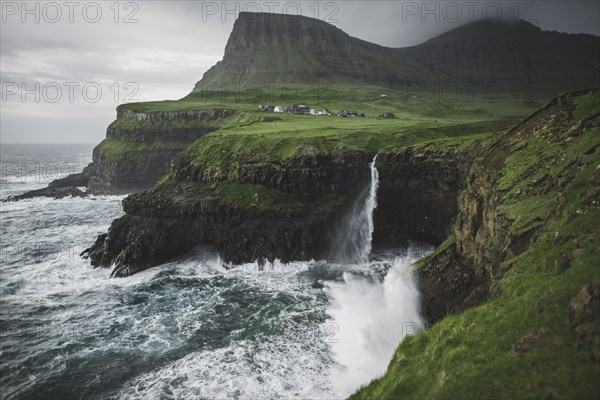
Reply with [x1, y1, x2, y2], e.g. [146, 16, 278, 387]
[350, 91, 600, 400]
[121, 84, 542, 120]
[180, 118, 518, 185]
[105, 83, 542, 192]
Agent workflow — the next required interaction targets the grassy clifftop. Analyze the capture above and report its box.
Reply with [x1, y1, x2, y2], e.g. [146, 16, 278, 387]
[131, 83, 535, 206]
[351, 91, 600, 399]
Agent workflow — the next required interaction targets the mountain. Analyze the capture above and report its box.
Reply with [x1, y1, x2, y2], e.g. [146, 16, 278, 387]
[193, 13, 600, 93]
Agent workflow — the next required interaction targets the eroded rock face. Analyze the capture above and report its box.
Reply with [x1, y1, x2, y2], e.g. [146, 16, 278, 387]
[375, 147, 465, 246]
[512, 327, 564, 353]
[86, 148, 180, 194]
[171, 151, 374, 194]
[569, 284, 600, 361]
[85, 181, 348, 277]
[417, 90, 600, 324]
[86, 146, 466, 277]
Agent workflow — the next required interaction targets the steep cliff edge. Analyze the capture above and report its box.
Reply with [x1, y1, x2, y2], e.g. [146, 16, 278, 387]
[85, 115, 499, 277]
[352, 90, 600, 399]
[85, 144, 467, 277]
[85, 107, 237, 193]
[85, 150, 370, 276]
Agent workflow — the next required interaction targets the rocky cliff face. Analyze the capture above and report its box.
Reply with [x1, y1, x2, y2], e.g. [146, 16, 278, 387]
[195, 12, 424, 87]
[86, 138, 469, 277]
[5, 107, 237, 201]
[418, 90, 600, 323]
[194, 13, 600, 93]
[375, 147, 466, 246]
[85, 108, 236, 194]
[86, 150, 376, 276]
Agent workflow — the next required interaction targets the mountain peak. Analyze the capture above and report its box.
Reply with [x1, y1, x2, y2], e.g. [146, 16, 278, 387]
[192, 12, 599, 93]
[423, 18, 542, 44]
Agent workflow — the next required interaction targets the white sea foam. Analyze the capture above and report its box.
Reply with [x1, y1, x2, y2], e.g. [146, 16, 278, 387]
[325, 250, 427, 396]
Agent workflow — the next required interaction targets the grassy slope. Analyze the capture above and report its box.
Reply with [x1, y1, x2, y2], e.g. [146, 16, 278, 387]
[111, 84, 536, 210]
[121, 84, 538, 119]
[132, 84, 537, 196]
[350, 92, 600, 399]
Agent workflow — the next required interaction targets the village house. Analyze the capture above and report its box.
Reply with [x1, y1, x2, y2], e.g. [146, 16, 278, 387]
[337, 110, 358, 118]
[309, 108, 328, 116]
[274, 105, 286, 113]
[379, 112, 395, 119]
[289, 104, 310, 114]
[259, 104, 276, 112]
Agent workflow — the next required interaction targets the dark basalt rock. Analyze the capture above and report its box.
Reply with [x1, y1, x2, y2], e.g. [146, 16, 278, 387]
[2, 186, 87, 202]
[87, 195, 342, 278]
[87, 146, 465, 277]
[48, 172, 89, 188]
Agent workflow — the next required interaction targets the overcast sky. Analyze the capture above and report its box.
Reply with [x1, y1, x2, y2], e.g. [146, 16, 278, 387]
[1, 0, 599, 143]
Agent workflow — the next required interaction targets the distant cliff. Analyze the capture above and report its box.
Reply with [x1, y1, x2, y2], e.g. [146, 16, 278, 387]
[3, 107, 237, 201]
[85, 107, 235, 193]
[194, 13, 600, 93]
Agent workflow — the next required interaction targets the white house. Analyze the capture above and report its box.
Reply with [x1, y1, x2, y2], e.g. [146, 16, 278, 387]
[274, 105, 285, 113]
[310, 108, 327, 116]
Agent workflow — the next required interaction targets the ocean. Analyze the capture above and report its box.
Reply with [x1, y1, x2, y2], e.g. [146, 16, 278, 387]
[0, 144, 430, 399]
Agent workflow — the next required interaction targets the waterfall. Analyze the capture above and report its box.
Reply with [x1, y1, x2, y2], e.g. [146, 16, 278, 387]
[333, 155, 379, 264]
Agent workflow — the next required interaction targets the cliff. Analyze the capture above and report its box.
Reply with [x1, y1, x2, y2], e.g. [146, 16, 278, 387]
[3, 107, 238, 202]
[85, 107, 236, 193]
[84, 115, 511, 276]
[87, 91, 599, 282]
[194, 13, 600, 93]
[83, 90, 600, 398]
[85, 150, 370, 276]
[352, 90, 600, 399]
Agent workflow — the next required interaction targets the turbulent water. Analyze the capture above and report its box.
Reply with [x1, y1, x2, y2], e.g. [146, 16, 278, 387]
[0, 144, 432, 399]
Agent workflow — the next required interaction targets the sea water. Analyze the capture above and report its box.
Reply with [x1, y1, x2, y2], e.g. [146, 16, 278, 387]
[0, 144, 431, 399]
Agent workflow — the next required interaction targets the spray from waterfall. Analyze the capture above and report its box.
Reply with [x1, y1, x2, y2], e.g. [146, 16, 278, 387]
[333, 155, 379, 264]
